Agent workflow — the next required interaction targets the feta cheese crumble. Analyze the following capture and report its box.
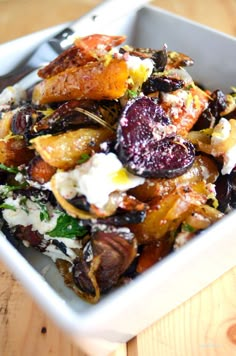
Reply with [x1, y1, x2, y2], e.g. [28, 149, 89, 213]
[2, 195, 58, 235]
[54, 152, 145, 209]
[0, 84, 26, 105]
[211, 118, 231, 145]
[210, 118, 236, 175]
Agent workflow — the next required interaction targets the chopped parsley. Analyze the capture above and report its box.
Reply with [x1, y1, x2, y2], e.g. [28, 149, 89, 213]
[47, 213, 87, 239]
[0, 203, 16, 211]
[77, 153, 90, 164]
[0, 163, 19, 174]
[185, 84, 195, 90]
[39, 205, 50, 222]
[19, 196, 29, 214]
[126, 89, 138, 98]
[0, 183, 28, 198]
[33, 200, 50, 222]
[182, 223, 195, 233]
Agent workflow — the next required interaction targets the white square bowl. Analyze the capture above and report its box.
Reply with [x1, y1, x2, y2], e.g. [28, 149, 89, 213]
[0, 5, 236, 355]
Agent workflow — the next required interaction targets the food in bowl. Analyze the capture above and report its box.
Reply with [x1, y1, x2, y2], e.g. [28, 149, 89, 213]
[0, 34, 235, 303]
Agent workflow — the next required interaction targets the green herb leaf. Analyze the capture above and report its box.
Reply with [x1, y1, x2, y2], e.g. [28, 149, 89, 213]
[35, 201, 50, 222]
[126, 89, 138, 98]
[185, 84, 194, 90]
[0, 203, 16, 211]
[0, 163, 19, 174]
[182, 223, 195, 233]
[47, 213, 87, 238]
[40, 209, 50, 222]
[19, 196, 29, 214]
[78, 153, 90, 164]
[0, 183, 28, 198]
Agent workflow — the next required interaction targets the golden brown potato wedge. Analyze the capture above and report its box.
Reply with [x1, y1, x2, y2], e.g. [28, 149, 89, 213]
[33, 58, 129, 105]
[130, 182, 210, 244]
[130, 155, 218, 203]
[31, 127, 114, 170]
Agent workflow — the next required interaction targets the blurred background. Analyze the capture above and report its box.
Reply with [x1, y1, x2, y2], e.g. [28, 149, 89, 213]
[0, 0, 235, 44]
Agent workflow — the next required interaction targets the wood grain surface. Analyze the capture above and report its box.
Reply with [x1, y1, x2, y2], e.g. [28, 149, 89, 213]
[0, 1, 236, 355]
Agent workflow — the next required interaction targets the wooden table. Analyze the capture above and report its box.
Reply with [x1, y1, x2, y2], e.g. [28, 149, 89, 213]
[0, 1, 236, 355]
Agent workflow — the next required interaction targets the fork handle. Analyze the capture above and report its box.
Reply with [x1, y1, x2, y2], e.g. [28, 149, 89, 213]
[33, 0, 150, 60]
[47, 27, 74, 53]
[0, 65, 36, 93]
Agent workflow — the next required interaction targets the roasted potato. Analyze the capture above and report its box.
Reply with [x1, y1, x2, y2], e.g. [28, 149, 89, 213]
[31, 127, 114, 169]
[33, 58, 129, 105]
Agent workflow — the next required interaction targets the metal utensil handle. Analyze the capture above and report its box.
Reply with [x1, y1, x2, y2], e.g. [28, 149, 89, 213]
[48, 0, 150, 54]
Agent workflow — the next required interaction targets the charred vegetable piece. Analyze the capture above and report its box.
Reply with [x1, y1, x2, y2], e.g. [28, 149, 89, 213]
[14, 225, 48, 252]
[32, 58, 129, 105]
[68, 195, 91, 212]
[122, 47, 194, 72]
[38, 34, 126, 79]
[215, 174, 232, 212]
[27, 155, 57, 184]
[30, 100, 100, 137]
[0, 137, 34, 166]
[120, 45, 168, 72]
[72, 227, 137, 300]
[230, 168, 236, 208]
[12, 187, 54, 204]
[166, 51, 194, 69]
[117, 96, 195, 178]
[142, 75, 184, 94]
[152, 47, 168, 72]
[96, 209, 146, 226]
[193, 89, 227, 130]
[38, 46, 96, 79]
[11, 104, 41, 136]
[98, 100, 122, 126]
[31, 127, 114, 170]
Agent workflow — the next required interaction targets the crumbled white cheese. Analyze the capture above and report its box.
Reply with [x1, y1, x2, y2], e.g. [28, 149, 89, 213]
[43, 244, 76, 263]
[211, 118, 231, 146]
[161, 89, 189, 107]
[55, 152, 145, 209]
[14, 172, 25, 183]
[2, 196, 58, 235]
[211, 118, 236, 175]
[2, 195, 83, 263]
[127, 55, 153, 75]
[0, 84, 26, 105]
[152, 122, 177, 140]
